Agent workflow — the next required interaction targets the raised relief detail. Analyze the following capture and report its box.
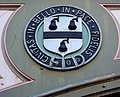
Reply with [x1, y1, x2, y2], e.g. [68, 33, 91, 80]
[24, 6, 102, 70]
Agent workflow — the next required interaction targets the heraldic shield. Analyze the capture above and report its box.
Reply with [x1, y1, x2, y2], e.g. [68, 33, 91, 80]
[43, 16, 82, 56]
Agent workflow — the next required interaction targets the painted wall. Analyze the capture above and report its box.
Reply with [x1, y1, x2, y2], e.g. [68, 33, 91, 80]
[0, 0, 120, 97]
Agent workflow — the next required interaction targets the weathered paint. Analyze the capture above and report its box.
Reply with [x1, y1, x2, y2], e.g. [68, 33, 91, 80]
[0, 0, 120, 97]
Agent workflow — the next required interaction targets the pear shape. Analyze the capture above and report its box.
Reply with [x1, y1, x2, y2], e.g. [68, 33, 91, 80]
[49, 20, 57, 30]
[58, 41, 67, 52]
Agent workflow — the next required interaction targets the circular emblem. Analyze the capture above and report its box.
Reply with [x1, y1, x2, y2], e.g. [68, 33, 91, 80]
[24, 6, 102, 70]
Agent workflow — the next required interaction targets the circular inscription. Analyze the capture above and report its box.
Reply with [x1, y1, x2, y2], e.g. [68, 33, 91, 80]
[24, 6, 102, 70]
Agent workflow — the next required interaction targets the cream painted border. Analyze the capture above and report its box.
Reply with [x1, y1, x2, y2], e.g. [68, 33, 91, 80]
[0, 3, 34, 92]
[100, 3, 120, 60]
